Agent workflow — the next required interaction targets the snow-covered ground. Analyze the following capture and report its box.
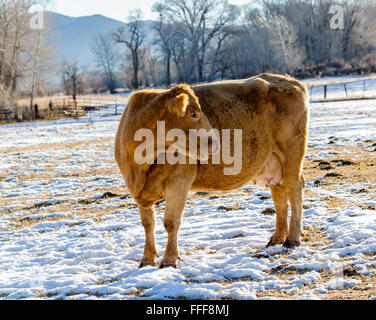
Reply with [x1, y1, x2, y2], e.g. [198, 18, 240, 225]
[0, 83, 375, 300]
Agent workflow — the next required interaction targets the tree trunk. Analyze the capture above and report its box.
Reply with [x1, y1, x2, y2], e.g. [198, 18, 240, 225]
[73, 81, 78, 117]
[132, 51, 139, 89]
[166, 52, 171, 86]
[198, 58, 204, 82]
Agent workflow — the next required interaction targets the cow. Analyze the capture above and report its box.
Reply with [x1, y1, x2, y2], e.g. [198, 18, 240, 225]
[115, 73, 309, 269]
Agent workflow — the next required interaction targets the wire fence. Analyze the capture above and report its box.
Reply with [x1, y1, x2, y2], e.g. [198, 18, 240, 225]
[0, 95, 129, 123]
[305, 75, 376, 102]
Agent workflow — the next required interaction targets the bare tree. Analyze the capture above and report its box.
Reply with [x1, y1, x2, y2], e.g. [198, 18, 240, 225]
[0, 0, 54, 119]
[338, 0, 376, 61]
[151, 0, 376, 81]
[25, 12, 55, 119]
[153, 0, 239, 83]
[153, 5, 180, 86]
[140, 47, 159, 87]
[91, 34, 119, 93]
[113, 9, 144, 89]
[196, 0, 239, 81]
[62, 62, 86, 116]
[28, 28, 43, 119]
[207, 25, 238, 81]
[255, 4, 305, 73]
[0, 1, 34, 94]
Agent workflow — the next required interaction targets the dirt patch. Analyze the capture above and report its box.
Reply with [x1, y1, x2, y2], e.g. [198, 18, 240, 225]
[261, 208, 276, 216]
[218, 205, 245, 211]
[305, 144, 376, 212]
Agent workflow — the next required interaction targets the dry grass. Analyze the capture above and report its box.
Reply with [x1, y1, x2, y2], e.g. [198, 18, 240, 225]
[256, 260, 376, 300]
[305, 143, 376, 186]
[304, 141, 376, 211]
[6, 193, 135, 231]
[0, 137, 113, 155]
[301, 225, 330, 245]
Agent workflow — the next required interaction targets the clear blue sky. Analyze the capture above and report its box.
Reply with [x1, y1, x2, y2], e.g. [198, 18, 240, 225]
[49, 0, 250, 22]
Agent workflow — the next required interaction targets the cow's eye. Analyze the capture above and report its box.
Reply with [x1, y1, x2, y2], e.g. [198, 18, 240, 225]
[190, 112, 199, 119]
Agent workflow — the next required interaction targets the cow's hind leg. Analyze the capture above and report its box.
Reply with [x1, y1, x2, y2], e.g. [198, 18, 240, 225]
[284, 176, 305, 248]
[278, 140, 306, 248]
[139, 205, 159, 268]
[159, 176, 193, 269]
[267, 186, 289, 247]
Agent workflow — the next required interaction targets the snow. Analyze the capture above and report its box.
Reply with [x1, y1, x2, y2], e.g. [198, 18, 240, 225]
[0, 82, 375, 300]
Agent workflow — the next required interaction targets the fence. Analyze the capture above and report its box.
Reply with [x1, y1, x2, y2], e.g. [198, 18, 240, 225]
[305, 75, 376, 102]
[48, 96, 128, 116]
[0, 95, 130, 123]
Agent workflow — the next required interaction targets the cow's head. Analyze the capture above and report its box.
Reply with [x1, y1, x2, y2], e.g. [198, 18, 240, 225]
[161, 84, 220, 162]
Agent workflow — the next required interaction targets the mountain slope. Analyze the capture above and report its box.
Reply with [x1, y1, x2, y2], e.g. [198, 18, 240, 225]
[47, 12, 155, 68]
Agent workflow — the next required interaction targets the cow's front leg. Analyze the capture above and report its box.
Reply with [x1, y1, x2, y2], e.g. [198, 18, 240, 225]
[139, 205, 158, 268]
[159, 177, 193, 269]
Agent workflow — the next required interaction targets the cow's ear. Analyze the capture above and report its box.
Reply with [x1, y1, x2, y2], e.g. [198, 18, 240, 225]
[168, 93, 189, 117]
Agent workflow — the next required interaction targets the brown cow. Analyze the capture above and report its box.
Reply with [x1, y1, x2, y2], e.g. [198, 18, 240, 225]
[115, 73, 309, 268]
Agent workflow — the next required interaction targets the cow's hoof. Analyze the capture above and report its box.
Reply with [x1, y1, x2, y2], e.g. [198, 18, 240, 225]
[159, 261, 177, 269]
[283, 239, 301, 248]
[266, 235, 286, 248]
[139, 259, 156, 268]
[266, 236, 285, 248]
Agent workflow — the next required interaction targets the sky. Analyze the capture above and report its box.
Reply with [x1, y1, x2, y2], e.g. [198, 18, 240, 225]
[49, 0, 251, 22]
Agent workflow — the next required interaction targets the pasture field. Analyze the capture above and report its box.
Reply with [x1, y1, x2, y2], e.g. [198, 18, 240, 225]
[0, 89, 376, 300]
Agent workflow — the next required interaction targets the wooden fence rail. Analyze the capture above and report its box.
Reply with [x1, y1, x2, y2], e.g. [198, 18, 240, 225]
[1, 95, 130, 123]
[305, 74, 376, 102]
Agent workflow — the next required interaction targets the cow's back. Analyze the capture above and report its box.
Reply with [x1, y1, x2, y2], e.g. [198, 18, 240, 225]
[193, 73, 308, 130]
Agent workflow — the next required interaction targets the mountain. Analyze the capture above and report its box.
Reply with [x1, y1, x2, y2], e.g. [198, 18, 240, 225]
[47, 12, 155, 69]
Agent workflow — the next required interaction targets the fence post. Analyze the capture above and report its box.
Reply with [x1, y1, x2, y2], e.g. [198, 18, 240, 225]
[363, 80, 366, 98]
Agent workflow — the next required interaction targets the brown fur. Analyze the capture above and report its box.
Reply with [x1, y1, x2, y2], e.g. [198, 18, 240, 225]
[115, 73, 309, 268]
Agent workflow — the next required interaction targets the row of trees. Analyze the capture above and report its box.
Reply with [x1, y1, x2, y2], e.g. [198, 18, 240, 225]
[92, 0, 241, 90]
[0, 0, 53, 117]
[91, 0, 376, 91]
[241, 0, 376, 77]
[2, 0, 376, 106]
